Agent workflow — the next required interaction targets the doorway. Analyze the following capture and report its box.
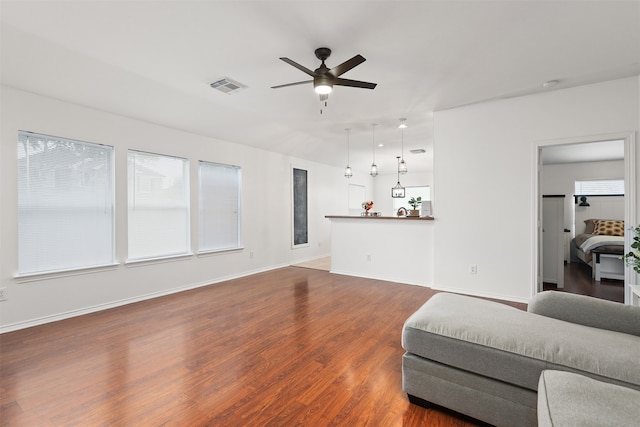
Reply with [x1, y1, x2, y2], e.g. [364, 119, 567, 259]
[535, 132, 637, 303]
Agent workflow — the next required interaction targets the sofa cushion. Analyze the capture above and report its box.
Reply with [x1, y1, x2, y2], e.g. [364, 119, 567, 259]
[402, 293, 640, 390]
[528, 291, 640, 337]
[538, 370, 640, 427]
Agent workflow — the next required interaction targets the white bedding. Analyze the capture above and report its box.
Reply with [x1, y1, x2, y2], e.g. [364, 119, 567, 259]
[580, 235, 625, 253]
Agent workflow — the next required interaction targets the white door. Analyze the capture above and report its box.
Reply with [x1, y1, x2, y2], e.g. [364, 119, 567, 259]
[542, 196, 565, 288]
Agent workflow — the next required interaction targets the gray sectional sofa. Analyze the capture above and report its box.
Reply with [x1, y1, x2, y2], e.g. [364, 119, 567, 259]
[537, 370, 640, 426]
[401, 291, 640, 426]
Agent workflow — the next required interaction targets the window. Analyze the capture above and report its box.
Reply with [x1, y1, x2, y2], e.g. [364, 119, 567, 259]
[128, 150, 190, 261]
[198, 161, 242, 252]
[393, 186, 431, 213]
[575, 179, 624, 196]
[17, 131, 115, 275]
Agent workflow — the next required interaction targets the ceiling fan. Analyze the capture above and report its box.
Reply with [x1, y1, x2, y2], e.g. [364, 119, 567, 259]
[271, 47, 377, 101]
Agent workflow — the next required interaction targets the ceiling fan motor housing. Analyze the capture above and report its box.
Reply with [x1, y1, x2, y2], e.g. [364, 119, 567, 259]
[315, 47, 332, 61]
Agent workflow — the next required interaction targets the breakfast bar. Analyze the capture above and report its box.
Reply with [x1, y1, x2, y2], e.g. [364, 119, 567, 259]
[325, 215, 434, 287]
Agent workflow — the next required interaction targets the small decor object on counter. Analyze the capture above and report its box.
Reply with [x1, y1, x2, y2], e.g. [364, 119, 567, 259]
[362, 200, 374, 215]
[397, 207, 407, 217]
[407, 197, 422, 217]
[624, 224, 640, 274]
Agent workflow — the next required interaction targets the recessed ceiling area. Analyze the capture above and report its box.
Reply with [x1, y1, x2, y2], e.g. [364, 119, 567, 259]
[1, 1, 638, 174]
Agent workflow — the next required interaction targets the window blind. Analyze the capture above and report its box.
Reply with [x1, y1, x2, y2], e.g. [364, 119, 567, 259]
[198, 161, 242, 252]
[575, 179, 624, 195]
[17, 131, 115, 275]
[127, 150, 190, 260]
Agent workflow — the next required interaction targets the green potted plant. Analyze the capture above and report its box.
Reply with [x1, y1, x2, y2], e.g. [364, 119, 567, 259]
[408, 196, 422, 217]
[624, 224, 640, 274]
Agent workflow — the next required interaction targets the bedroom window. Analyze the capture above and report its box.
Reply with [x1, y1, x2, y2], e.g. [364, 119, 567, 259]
[575, 179, 624, 196]
[127, 150, 190, 261]
[198, 161, 242, 253]
[17, 131, 115, 275]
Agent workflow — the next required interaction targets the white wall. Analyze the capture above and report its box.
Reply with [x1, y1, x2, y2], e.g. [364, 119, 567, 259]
[0, 86, 348, 331]
[329, 217, 434, 286]
[433, 77, 639, 302]
[541, 160, 624, 234]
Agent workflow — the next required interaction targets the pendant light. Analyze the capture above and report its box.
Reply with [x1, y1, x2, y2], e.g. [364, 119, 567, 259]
[370, 123, 378, 177]
[392, 156, 405, 198]
[344, 128, 353, 178]
[398, 118, 408, 174]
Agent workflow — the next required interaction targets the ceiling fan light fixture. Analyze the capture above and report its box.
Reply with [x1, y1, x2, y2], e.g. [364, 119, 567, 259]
[398, 118, 408, 129]
[314, 74, 333, 95]
[314, 83, 333, 95]
[272, 48, 376, 102]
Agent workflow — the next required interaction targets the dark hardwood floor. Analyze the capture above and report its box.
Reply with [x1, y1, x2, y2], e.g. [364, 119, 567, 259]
[0, 267, 526, 427]
[543, 261, 624, 303]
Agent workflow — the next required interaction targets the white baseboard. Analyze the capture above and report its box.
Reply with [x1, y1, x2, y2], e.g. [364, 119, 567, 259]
[0, 263, 289, 334]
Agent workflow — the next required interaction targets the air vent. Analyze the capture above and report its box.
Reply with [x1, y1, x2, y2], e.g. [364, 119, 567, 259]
[410, 149, 426, 154]
[210, 77, 247, 94]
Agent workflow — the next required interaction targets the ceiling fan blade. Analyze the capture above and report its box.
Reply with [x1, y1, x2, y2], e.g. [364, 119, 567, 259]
[279, 57, 316, 77]
[329, 55, 366, 77]
[334, 77, 377, 90]
[271, 80, 313, 89]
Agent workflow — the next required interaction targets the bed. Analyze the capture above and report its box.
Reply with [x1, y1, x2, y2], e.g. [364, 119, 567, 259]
[572, 219, 625, 281]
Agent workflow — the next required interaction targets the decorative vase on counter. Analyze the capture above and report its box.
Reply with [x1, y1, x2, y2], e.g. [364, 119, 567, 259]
[361, 200, 374, 216]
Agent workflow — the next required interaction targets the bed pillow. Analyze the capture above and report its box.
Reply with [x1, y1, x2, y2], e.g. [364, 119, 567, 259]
[584, 219, 597, 234]
[592, 219, 625, 236]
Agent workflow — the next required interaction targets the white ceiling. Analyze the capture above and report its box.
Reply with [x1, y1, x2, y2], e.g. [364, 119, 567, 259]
[1, 1, 639, 174]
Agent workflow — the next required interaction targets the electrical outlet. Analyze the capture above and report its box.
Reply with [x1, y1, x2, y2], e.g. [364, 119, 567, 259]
[0, 287, 7, 301]
[367, 254, 372, 262]
[249, 251, 254, 259]
[470, 265, 478, 274]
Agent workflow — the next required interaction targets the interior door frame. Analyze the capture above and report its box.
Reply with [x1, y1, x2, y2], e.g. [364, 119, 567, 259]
[532, 131, 637, 303]
[542, 195, 565, 289]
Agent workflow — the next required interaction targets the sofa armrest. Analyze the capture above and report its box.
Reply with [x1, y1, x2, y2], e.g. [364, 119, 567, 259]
[528, 291, 640, 337]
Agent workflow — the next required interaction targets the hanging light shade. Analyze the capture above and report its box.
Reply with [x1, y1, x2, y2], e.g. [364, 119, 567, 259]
[344, 128, 353, 178]
[399, 118, 408, 174]
[314, 74, 334, 95]
[370, 123, 378, 177]
[399, 158, 407, 174]
[392, 156, 405, 198]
